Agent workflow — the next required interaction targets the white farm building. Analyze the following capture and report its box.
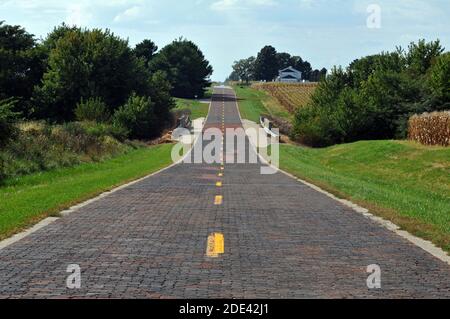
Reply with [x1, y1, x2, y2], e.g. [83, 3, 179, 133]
[276, 66, 302, 83]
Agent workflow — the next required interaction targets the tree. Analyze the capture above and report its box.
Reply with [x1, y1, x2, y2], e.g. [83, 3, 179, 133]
[112, 93, 157, 139]
[276, 52, 292, 70]
[232, 57, 255, 84]
[428, 52, 450, 102]
[150, 38, 213, 98]
[0, 98, 19, 150]
[0, 21, 44, 115]
[406, 39, 444, 75]
[254, 46, 279, 81]
[292, 39, 446, 146]
[34, 28, 147, 121]
[147, 70, 175, 130]
[226, 70, 240, 82]
[134, 39, 158, 67]
[290, 56, 312, 80]
[41, 23, 80, 53]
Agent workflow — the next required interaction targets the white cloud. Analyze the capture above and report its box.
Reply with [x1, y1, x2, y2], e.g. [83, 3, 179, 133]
[210, 0, 277, 11]
[114, 6, 142, 22]
[66, 4, 92, 26]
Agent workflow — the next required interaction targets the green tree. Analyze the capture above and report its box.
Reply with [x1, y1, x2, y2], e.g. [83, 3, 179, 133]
[232, 57, 255, 84]
[292, 40, 446, 146]
[0, 21, 44, 115]
[0, 98, 18, 148]
[428, 52, 450, 102]
[290, 56, 312, 80]
[34, 28, 147, 121]
[406, 39, 444, 75]
[147, 71, 175, 130]
[112, 94, 157, 139]
[254, 45, 279, 81]
[75, 97, 110, 123]
[276, 52, 292, 70]
[150, 38, 213, 98]
[134, 39, 158, 67]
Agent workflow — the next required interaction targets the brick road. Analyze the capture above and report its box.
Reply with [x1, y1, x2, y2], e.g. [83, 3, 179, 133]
[0, 87, 449, 299]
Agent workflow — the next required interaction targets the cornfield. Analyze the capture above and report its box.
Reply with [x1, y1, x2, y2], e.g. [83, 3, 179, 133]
[252, 82, 318, 113]
[408, 111, 450, 146]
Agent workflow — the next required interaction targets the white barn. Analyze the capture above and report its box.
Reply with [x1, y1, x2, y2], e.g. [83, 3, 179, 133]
[277, 66, 302, 83]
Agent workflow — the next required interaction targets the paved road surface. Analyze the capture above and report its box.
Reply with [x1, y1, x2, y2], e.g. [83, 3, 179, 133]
[0, 87, 449, 298]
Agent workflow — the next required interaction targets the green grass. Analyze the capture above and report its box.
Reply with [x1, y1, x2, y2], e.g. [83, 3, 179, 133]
[0, 144, 174, 240]
[175, 98, 209, 119]
[233, 85, 292, 122]
[279, 141, 450, 252]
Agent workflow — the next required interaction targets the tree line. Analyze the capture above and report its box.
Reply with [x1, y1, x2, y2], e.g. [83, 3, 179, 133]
[292, 39, 449, 147]
[228, 45, 327, 83]
[0, 21, 213, 145]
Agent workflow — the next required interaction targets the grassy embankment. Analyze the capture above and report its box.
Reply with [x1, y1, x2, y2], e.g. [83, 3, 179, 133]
[233, 85, 291, 122]
[235, 85, 450, 253]
[0, 144, 174, 240]
[173, 85, 213, 120]
[174, 98, 209, 120]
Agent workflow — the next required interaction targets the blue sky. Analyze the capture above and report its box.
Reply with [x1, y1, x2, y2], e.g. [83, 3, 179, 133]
[1, 0, 449, 80]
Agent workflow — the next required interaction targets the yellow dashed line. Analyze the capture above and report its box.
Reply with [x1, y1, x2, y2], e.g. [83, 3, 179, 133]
[214, 195, 223, 205]
[206, 233, 225, 258]
[216, 181, 222, 187]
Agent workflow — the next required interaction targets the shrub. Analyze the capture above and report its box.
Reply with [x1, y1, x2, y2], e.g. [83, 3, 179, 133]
[112, 94, 157, 139]
[75, 97, 110, 123]
[0, 120, 131, 180]
[0, 98, 19, 148]
[408, 111, 450, 146]
[292, 40, 448, 147]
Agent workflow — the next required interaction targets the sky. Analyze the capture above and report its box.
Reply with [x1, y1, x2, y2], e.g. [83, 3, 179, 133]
[1, 0, 449, 81]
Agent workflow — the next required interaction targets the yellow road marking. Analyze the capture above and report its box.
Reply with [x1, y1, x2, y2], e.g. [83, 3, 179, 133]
[218, 173, 223, 177]
[206, 233, 225, 257]
[216, 181, 222, 187]
[214, 195, 223, 205]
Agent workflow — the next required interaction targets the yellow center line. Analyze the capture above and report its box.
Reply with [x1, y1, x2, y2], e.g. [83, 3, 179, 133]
[206, 233, 225, 258]
[216, 181, 222, 187]
[214, 195, 223, 205]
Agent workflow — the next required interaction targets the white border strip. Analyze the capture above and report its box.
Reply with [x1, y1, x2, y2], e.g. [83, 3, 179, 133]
[230, 86, 450, 266]
[0, 96, 213, 251]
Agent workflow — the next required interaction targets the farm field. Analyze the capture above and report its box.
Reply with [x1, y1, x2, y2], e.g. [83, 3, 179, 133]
[253, 82, 318, 113]
[233, 85, 292, 122]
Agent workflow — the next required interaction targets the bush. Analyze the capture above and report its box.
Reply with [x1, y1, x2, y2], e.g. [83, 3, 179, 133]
[75, 97, 110, 123]
[113, 94, 157, 139]
[0, 121, 130, 180]
[408, 111, 450, 146]
[292, 40, 448, 147]
[0, 98, 19, 148]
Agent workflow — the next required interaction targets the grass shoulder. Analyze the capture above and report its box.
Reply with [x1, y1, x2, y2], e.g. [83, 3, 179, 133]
[233, 85, 291, 122]
[279, 140, 450, 253]
[174, 98, 209, 120]
[0, 144, 174, 240]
